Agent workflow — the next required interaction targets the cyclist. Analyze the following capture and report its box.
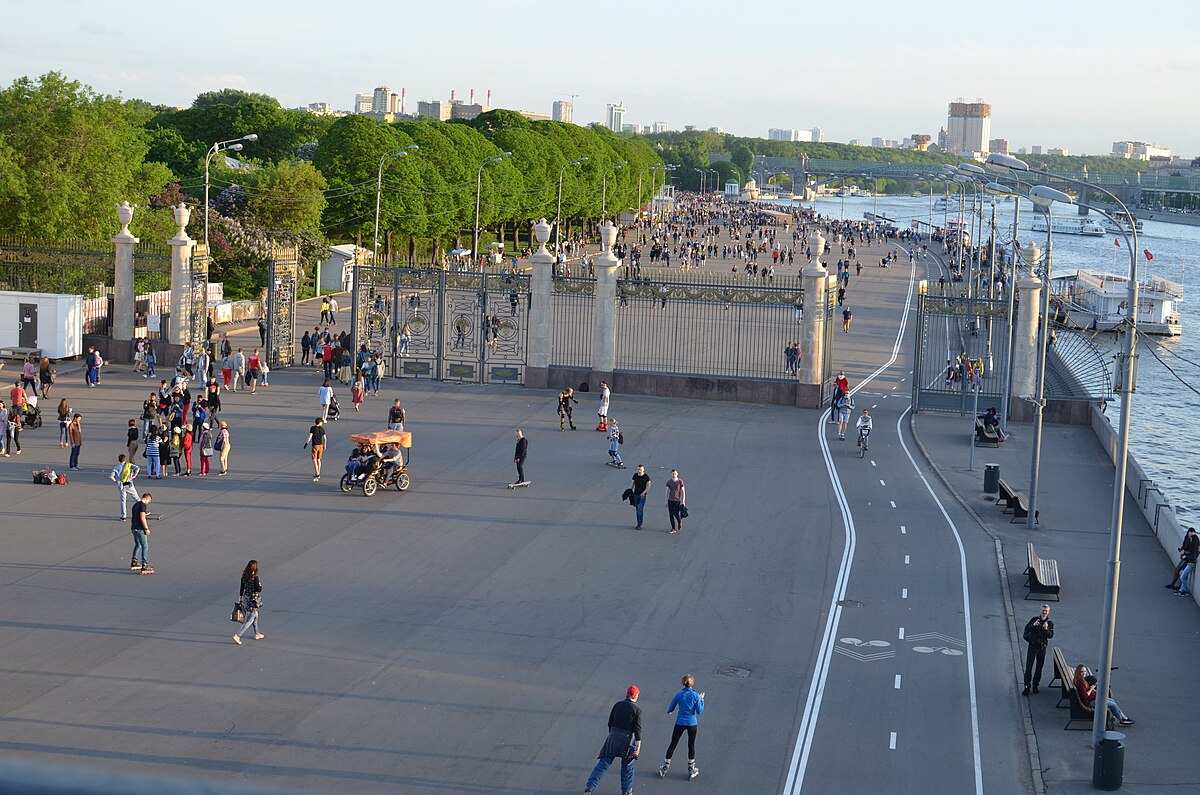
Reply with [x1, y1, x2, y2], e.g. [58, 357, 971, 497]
[856, 409, 873, 448]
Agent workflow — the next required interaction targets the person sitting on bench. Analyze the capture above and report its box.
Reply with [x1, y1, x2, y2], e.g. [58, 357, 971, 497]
[977, 407, 1006, 441]
[1074, 665, 1134, 726]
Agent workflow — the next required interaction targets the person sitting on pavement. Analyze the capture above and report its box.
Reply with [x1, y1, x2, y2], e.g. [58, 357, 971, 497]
[1074, 665, 1134, 726]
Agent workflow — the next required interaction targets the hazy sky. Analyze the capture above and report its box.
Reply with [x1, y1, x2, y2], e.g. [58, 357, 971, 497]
[4, 0, 1198, 157]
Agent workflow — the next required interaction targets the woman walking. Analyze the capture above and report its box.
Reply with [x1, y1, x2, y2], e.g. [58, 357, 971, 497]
[216, 420, 231, 475]
[198, 423, 213, 476]
[181, 425, 194, 476]
[351, 371, 365, 412]
[658, 674, 705, 780]
[144, 341, 157, 378]
[22, 355, 39, 397]
[126, 418, 140, 460]
[145, 425, 162, 479]
[168, 427, 184, 476]
[231, 559, 265, 644]
[38, 357, 54, 399]
[318, 380, 334, 421]
[57, 398, 71, 448]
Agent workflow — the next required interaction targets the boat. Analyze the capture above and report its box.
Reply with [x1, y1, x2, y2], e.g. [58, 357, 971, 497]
[910, 191, 923, 198]
[933, 195, 968, 212]
[1100, 214, 1144, 235]
[1049, 269, 1183, 335]
[1029, 213, 1106, 237]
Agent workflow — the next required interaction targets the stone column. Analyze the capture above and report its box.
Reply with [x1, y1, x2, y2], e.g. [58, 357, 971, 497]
[167, 204, 195, 346]
[1011, 251, 1042, 402]
[797, 229, 828, 388]
[525, 218, 554, 389]
[590, 220, 621, 386]
[112, 201, 138, 343]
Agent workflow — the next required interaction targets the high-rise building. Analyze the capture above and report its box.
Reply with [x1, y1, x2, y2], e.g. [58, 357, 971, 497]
[768, 128, 814, 142]
[552, 100, 573, 123]
[606, 103, 626, 132]
[1030, 145, 1043, 155]
[372, 86, 393, 114]
[652, 121, 669, 134]
[848, 138, 863, 147]
[417, 100, 452, 121]
[1048, 147, 1069, 156]
[354, 93, 373, 114]
[621, 123, 636, 133]
[1111, 141, 1171, 161]
[989, 138, 1010, 155]
[811, 126, 824, 143]
[945, 100, 991, 155]
[871, 137, 886, 148]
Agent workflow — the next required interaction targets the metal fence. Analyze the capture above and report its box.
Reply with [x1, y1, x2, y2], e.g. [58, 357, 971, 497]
[912, 293, 1012, 413]
[550, 276, 595, 367]
[614, 277, 805, 380]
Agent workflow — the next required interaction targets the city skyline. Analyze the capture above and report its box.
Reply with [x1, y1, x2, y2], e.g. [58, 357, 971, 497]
[3, 0, 1197, 157]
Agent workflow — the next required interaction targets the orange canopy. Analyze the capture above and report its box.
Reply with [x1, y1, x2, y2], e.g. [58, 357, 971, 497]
[350, 430, 412, 448]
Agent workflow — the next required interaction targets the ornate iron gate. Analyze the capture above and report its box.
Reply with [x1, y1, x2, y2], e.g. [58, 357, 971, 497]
[266, 244, 298, 369]
[912, 293, 1011, 413]
[820, 280, 837, 403]
[190, 244, 210, 350]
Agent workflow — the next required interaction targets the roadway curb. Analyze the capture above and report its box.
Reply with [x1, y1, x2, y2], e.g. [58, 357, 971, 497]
[908, 413, 1047, 795]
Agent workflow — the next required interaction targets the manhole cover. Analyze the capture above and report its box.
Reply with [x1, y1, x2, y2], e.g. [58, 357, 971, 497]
[712, 665, 751, 679]
[837, 599, 864, 608]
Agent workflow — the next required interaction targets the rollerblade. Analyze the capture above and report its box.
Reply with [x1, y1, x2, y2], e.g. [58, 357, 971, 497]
[659, 760, 670, 778]
[688, 761, 699, 780]
[596, 420, 608, 432]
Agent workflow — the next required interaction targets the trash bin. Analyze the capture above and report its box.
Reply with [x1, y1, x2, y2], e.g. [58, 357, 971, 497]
[1093, 730, 1125, 790]
[984, 464, 1000, 495]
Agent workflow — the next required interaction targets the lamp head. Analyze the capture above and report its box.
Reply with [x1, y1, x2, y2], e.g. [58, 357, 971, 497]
[1029, 185, 1074, 206]
[986, 152, 1029, 171]
[228, 143, 243, 152]
[957, 163, 986, 175]
[405, 144, 419, 151]
[242, 134, 258, 142]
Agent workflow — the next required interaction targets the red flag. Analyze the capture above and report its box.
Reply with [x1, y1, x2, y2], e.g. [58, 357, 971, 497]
[1114, 238, 1121, 247]
[1144, 249, 1154, 261]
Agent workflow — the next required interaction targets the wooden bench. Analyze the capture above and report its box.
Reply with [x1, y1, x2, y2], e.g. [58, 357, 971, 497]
[1025, 543, 1061, 601]
[0, 346, 42, 361]
[999, 478, 1039, 524]
[974, 419, 1000, 447]
[1050, 647, 1072, 708]
[1063, 661, 1117, 731]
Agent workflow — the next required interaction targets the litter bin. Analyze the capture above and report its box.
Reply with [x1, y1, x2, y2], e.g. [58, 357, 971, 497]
[984, 464, 1000, 495]
[1093, 730, 1125, 790]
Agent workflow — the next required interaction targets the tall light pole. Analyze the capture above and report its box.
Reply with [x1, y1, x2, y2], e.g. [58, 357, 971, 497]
[373, 145, 419, 266]
[637, 163, 662, 221]
[692, 168, 704, 194]
[556, 157, 588, 250]
[988, 152, 1142, 752]
[473, 151, 511, 267]
[204, 133, 257, 249]
[601, 161, 627, 219]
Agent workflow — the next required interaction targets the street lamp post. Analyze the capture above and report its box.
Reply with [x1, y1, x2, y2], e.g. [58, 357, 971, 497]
[204, 133, 257, 249]
[556, 157, 588, 251]
[601, 161, 627, 219]
[373, 146, 419, 266]
[637, 163, 663, 222]
[473, 151, 512, 267]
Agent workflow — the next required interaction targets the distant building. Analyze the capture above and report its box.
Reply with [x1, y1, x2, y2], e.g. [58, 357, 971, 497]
[519, 110, 551, 122]
[811, 126, 824, 143]
[908, 134, 932, 151]
[848, 138, 863, 147]
[417, 100, 452, 121]
[606, 103, 626, 132]
[684, 125, 697, 132]
[1018, 147, 1028, 155]
[1111, 141, 1171, 161]
[1048, 147, 1069, 156]
[354, 93, 373, 114]
[708, 126, 724, 134]
[937, 127, 948, 151]
[302, 102, 338, 116]
[945, 100, 991, 155]
[652, 121, 669, 134]
[451, 103, 491, 120]
[552, 100, 573, 123]
[1030, 145, 1043, 155]
[639, 124, 653, 134]
[621, 123, 636, 133]
[871, 137, 885, 148]
[372, 86, 393, 114]
[769, 128, 803, 141]
[989, 138, 1010, 155]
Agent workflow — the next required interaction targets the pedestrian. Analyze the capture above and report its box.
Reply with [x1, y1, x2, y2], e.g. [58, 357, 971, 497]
[1021, 604, 1054, 695]
[659, 674, 705, 780]
[85, 346, 101, 386]
[144, 341, 157, 378]
[168, 427, 184, 476]
[57, 398, 71, 448]
[257, 316, 266, 346]
[220, 351, 233, 390]
[512, 428, 528, 486]
[215, 420, 231, 475]
[67, 413, 83, 470]
[558, 387, 578, 431]
[303, 417, 326, 482]
[109, 453, 141, 521]
[351, 371, 365, 412]
[181, 425, 193, 476]
[231, 348, 246, 392]
[596, 380, 610, 432]
[145, 425, 162, 479]
[319, 380, 334, 422]
[835, 391, 853, 441]
[328, 296, 338, 324]
[232, 559, 265, 644]
[198, 422, 213, 476]
[129, 492, 153, 572]
[631, 463, 650, 530]
[247, 348, 262, 393]
[607, 418, 624, 468]
[842, 305, 853, 333]
[301, 329, 312, 366]
[583, 685, 643, 795]
[320, 296, 330, 324]
[666, 468, 687, 534]
[386, 398, 406, 431]
[21, 355, 38, 397]
[1166, 527, 1199, 590]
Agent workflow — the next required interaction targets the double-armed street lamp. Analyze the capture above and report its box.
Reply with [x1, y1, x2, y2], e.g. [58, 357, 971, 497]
[473, 151, 512, 265]
[637, 163, 664, 219]
[204, 133, 257, 249]
[556, 157, 588, 251]
[373, 145, 419, 265]
[601, 161, 627, 219]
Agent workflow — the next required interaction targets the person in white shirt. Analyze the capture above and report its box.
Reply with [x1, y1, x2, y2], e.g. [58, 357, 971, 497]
[596, 381, 611, 432]
[318, 380, 334, 421]
[855, 409, 873, 447]
[109, 453, 141, 521]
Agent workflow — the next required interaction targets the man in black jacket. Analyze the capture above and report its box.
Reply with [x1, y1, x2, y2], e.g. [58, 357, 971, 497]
[1022, 604, 1054, 695]
[585, 685, 642, 795]
[512, 429, 528, 486]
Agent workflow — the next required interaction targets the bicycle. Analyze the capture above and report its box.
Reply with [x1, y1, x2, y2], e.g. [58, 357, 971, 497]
[857, 427, 870, 458]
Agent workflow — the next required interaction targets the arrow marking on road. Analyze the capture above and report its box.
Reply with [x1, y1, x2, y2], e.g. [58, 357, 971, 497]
[905, 632, 965, 647]
[833, 646, 896, 662]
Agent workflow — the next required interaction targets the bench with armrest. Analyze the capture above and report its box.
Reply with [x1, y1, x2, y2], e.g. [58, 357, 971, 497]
[998, 477, 1039, 524]
[1063, 660, 1117, 731]
[0, 346, 42, 361]
[1051, 647, 1072, 708]
[1025, 542, 1061, 601]
[974, 419, 1000, 447]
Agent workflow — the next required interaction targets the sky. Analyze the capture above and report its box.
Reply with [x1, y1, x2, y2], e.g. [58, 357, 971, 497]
[4, 0, 1199, 157]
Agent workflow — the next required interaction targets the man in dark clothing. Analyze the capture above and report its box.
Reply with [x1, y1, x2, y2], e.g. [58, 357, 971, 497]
[512, 429, 528, 485]
[631, 464, 651, 530]
[557, 388, 578, 431]
[1022, 604, 1054, 695]
[585, 685, 642, 795]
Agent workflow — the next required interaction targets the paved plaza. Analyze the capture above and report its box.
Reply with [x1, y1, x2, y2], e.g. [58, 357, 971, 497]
[1, 220, 1198, 794]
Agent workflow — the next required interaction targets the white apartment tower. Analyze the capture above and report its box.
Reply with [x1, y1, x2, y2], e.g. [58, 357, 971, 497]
[552, 100, 573, 123]
[354, 93, 373, 114]
[606, 103, 626, 132]
[372, 86, 393, 114]
[945, 100, 991, 156]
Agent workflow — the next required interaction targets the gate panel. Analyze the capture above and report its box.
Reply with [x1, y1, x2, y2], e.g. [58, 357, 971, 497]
[912, 294, 1011, 413]
[442, 272, 484, 382]
[481, 273, 529, 384]
[266, 244, 297, 369]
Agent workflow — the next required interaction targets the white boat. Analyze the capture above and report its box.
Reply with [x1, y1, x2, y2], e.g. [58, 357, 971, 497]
[1029, 213, 1106, 237]
[933, 195, 968, 212]
[1050, 269, 1183, 335]
[1100, 215, 1144, 235]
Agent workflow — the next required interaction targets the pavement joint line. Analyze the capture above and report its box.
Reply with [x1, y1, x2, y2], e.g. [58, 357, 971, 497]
[907, 412, 1046, 795]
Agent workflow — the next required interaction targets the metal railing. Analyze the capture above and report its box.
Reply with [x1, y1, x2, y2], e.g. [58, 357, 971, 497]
[550, 276, 594, 367]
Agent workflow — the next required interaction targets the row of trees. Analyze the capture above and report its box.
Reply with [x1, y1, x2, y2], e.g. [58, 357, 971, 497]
[0, 74, 663, 298]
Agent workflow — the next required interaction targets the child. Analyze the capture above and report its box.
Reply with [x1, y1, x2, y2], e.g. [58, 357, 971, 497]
[607, 419, 624, 468]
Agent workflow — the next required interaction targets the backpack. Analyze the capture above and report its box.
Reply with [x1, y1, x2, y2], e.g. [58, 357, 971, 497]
[617, 432, 624, 445]
[214, 432, 226, 451]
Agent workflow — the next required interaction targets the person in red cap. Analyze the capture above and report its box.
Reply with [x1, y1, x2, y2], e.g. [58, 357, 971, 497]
[584, 685, 642, 795]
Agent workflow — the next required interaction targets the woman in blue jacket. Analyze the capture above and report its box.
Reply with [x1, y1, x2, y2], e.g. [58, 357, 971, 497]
[659, 673, 705, 780]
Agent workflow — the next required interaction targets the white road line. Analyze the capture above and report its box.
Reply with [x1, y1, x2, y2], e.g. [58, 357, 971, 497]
[904, 555, 910, 565]
[889, 732, 897, 750]
[902, 588, 908, 599]
[890, 501, 897, 508]
[894, 675, 902, 690]
[872, 404, 878, 409]
[900, 525, 907, 534]
[898, 627, 905, 640]
[871, 461, 877, 467]
[781, 246, 919, 795]
[895, 407, 985, 795]
[879, 479, 886, 486]
[891, 385, 898, 390]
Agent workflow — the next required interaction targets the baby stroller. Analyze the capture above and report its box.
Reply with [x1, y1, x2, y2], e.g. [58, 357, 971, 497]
[326, 395, 342, 422]
[22, 396, 42, 429]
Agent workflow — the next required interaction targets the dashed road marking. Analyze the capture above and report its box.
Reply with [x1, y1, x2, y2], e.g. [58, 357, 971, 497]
[902, 588, 908, 599]
[890, 501, 897, 508]
[898, 627, 905, 640]
[879, 479, 886, 486]
[889, 732, 897, 750]
[871, 461, 877, 467]
[904, 555, 910, 565]
[900, 525, 906, 534]
[894, 675, 902, 690]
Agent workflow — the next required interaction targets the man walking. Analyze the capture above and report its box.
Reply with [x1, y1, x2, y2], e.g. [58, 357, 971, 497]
[558, 387, 578, 431]
[231, 348, 246, 392]
[67, 413, 83, 470]
[387, 399, 406, 431]
[130, 492, 154, 572]
[512, 428, 528, 486]
[303, 417, 326, 482]
[666, 468, 686, 534]
[110, 454, 141, 521]
[842, 305, 853, 333]
[1022, 604, 1054, 695]
[631, 464, 650, 530]
[584, 685, 642, 795]
[328, 296, 338, 324]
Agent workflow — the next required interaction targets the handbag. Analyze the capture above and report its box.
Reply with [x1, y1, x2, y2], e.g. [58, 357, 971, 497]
[231, 603, 245, 623]
[679, 504, 689, 519]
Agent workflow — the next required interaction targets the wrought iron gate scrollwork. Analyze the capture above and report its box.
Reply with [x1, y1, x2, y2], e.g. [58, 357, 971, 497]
[266, 244, 298, 369]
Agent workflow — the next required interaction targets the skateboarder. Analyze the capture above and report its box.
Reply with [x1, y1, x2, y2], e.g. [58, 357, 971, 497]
[130, 492, 154, 573]
[512, 428, 528, 487]
[596, 381, 610, 432]
[557, 388, 578, 431]
[607, 419, 625, 468]
[584, 685, 642, 795]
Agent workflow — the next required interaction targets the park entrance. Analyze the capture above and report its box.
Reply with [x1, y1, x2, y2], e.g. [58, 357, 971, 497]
[911, 293, 1011, 413]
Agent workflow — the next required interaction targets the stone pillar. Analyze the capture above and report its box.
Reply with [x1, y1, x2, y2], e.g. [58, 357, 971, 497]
[590, 220, 621, 386]
[797, 229, 827, 387]
[167, 204, 195, 346]
[1011, 270, 1042, 401]
[526, 218, 554, 389]
[112, 201, 138, 343]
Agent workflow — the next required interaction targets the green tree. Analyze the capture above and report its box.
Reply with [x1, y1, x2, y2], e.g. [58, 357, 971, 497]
[730, 144, 754, 180]
[241, 160, 328, 233]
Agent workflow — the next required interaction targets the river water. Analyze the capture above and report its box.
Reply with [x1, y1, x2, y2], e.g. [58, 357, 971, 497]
[787, 194, 1199, 521]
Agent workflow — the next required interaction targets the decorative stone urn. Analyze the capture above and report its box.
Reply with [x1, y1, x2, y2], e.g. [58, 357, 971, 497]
[599, 220, 618, 254]
[116, 201, 136, 237]
[532, 218, 552, 257]
[172, 203, 191, 239]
